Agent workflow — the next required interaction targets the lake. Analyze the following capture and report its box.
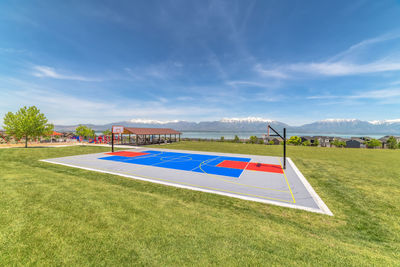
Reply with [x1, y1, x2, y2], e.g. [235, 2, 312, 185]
[95, 131, 385, 139]
[179, 131, 385, 139]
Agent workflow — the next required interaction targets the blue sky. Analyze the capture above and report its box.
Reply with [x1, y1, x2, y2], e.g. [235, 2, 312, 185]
[1, 0, 400, 125]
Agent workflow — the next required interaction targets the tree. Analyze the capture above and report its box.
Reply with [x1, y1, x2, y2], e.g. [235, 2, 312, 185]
[249, 136, 258, 144]
[3, 106, 53, 148]
[102, 129, 111, 136]
[386, 136, 398, 149]
[287, 136, 302, 146]
[312, 139, 320, 147]
[220, 136, 225, 142]
[233, 135, 240, 143]
[268, 140, 275, 145]
[302, 140, 311, 146]
[366, 139, 381, 149]
[75, 125, 95, 140]
[331, 139, 346, 148]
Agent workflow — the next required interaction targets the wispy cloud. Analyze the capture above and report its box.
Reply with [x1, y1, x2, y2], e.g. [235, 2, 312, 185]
[309, 88, 400, 101]
[254, 64, 288, 79]
[226, 80, 270, 88]
[287, 61, 400, 76]
[255, 33, 400, 78]
[124, 61, 183, 80]
[0, 78, 224, 124]
[32, 65, 101, 82]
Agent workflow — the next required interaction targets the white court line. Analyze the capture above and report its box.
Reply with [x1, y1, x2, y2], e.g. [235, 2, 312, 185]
[40, 159, 332, 215]
[287, 158, 333, 216]
[238, 160, 252, 179]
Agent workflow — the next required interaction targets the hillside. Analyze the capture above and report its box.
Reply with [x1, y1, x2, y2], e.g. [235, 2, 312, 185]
[54, 117, 400, 135]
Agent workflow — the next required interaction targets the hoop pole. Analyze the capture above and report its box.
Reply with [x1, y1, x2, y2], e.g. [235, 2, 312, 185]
[283, 128, 286, 169]
[111, 132, 114, 152]
[267, 125, 286, 169]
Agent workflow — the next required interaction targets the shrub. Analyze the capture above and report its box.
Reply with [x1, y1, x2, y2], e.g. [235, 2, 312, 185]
[312, 139, 320, 146]
[249, 136, 258, 144]
[220, 136, 225, 142]
[287, 136, 302, 146]
[233, 135, 240, 143]
[302, 140, 311, 146]
[366, 139, 382, 148]
[268, 140, 275, 145]
[386, 136, 398, 149]
[331, 139, 346, 147]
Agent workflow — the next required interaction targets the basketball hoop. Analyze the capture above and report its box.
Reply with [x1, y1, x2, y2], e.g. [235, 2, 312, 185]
[112, 126, 124, 134]
[111, 126, 124, 152]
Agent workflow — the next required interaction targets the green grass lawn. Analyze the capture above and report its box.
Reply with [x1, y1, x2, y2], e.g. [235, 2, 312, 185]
[0, 143, 399, 266]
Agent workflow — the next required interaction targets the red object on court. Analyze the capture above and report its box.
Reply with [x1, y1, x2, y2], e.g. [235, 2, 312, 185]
[105, 151, 149, 157]
[245, 162, 283, 174]
[216, 160, 248, 169]
[217, 160, 283, 174]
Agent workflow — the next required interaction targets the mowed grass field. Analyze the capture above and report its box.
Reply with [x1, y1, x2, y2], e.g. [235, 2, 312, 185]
[0, 142, 399, 266]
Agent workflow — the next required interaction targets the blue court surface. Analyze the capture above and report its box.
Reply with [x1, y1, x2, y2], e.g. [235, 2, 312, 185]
[41, 148, 333, 215]
[99, 150, 252, 178]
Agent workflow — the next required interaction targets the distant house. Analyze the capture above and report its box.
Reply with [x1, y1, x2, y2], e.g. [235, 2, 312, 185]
[379, 136, 400, 148]
[346, 138, 365, 148]
[300, 136, 320, 146]
[263, 135, 283, 145]
[300, 136, 313, 142]
[313, 136, 334, 147]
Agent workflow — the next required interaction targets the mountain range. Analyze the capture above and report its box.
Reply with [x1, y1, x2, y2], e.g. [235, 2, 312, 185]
[53, 117, 400, 135]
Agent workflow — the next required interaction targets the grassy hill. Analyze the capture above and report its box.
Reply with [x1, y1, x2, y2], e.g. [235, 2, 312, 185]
[0, 142, 399, 265]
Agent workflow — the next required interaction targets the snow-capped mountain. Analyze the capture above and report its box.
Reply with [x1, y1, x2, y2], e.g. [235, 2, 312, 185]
[53, 118, 400, 135]
[128, 119, 180, 124]
[220, 117, 274, 123]
[293, 118, 400, 134]
[369, 119, 400, 125]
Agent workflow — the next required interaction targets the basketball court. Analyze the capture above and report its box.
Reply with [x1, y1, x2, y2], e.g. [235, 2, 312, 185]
[41, 147, 332, 215]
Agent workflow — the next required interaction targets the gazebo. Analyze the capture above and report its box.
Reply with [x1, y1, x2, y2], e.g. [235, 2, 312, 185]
[115, 127, 182, 145]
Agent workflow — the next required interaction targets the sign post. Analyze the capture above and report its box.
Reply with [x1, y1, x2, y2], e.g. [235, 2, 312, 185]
[111, 126, 124, 152]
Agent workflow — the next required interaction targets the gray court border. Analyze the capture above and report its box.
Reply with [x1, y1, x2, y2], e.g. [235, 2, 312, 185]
[40, 153, 333, 216]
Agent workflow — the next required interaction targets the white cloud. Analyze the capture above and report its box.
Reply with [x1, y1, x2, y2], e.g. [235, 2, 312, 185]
[32, 65, 100, 81]
[255, 33, 400, 78]
[287, 61, 400, 76]
[226, 80, 270, 88]
[254, 64, 288, 78]
[309, 88, 400, 101]
[0, 80, 224, 125]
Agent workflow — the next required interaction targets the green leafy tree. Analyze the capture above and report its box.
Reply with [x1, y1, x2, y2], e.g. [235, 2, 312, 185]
[258, 139, 264, 144]
[268, 140, 275, 145]
[233, 135, 240, 143]
[249, 136, 258, 144]
[102, 129, 111, 136]
[3, 106, 53, 148]
[331, 139, 346, 148]
[386, 136, 398, 149]
[220, 136, 225, 142]
[75, 125, 95, 139]
[287, 136, 302, 146]
[302, 140, 311, 146]
[366, 139, 382, 148]
[312, 139, 320, 146]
